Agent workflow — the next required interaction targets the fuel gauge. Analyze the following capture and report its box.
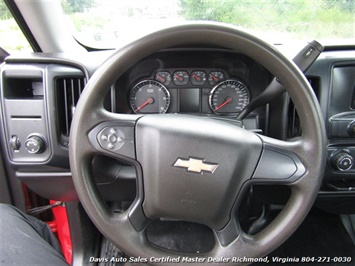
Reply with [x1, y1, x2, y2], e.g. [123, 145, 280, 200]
[155, 71, 171, 86]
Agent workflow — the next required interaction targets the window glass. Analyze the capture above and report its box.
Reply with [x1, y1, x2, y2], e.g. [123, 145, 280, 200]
[61, 0, 355, 49]
[0, 2, 32, 53]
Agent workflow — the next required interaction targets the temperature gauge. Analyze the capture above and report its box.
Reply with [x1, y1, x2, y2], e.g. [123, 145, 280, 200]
[155, 71, 171, 86]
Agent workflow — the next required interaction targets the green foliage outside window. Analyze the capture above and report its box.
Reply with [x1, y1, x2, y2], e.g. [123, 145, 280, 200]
[178, 0, 354, 40]
[0, 0, 31, 53]
[0, 0, 353, 52]
[61, 0, 95, 14]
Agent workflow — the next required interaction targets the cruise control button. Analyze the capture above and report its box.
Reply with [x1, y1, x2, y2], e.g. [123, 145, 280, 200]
[98, 127, 125, 151]
[90, 123, 135, 159]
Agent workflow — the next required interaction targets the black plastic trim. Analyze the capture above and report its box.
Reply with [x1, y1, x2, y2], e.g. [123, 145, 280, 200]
[5, 56, 90, 79]
[0, 152, 12, 204]
[252, 144, 306, 182]
[88, 121, 136, 160]
[324, 45, 355, 52]
[0, 64, 52, 164]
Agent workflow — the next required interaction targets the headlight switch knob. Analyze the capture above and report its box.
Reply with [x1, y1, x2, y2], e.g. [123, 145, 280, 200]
[331, 152, 353, 171]
[25, 135, 45, 154]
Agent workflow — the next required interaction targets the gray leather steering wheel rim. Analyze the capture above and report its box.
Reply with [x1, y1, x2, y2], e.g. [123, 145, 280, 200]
[69, 22, 326, 265]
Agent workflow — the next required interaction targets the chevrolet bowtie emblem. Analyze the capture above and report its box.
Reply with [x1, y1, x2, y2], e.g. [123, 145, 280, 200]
[173, 157, 219, 174]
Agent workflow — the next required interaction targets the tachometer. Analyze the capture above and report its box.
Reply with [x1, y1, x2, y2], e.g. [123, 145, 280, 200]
[130, 80, 170, 114]
[209, 80, 250, 114]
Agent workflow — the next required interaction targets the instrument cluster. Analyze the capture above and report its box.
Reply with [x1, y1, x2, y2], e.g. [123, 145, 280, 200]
[129, 68, 250, 115]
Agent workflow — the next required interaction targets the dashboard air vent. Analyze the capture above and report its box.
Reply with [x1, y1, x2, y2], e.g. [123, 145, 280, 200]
[287, 99, 301, 138]
[56, 77, 86, 143]
[287, 76, 320, 139]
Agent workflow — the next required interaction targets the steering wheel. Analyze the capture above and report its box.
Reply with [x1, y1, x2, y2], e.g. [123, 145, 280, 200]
[69, 23, 326, 264]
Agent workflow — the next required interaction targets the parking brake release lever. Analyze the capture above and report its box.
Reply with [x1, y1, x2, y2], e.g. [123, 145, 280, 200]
[237, 40, 324, 120]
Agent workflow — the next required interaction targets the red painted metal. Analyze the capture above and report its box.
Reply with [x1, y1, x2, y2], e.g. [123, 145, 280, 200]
[49, 200, 72, 265]
[46, 220, 58, 233]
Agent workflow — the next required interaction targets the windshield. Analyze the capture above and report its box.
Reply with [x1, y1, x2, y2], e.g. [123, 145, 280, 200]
[62, 0, 354, 49]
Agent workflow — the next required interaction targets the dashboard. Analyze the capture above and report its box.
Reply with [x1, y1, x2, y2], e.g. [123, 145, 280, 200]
[114, 50, 271, 119]
[128, 69, 250, 115]
[0, 47, 354, 213]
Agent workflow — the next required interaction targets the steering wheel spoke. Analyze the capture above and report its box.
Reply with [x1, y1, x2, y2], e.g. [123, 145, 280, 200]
[83, 111, 141, 161]
[88, 120, 136, 160]
[213, 216, 241, 247]
[128, 200, 151, 231]
[251, 135, 306, 185]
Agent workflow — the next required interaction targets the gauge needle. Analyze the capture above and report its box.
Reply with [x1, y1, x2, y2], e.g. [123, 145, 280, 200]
[214, 97, 232, 111]
[175, 75, 183, 81]
[156, 74, 165, 82]
[211, 75, 218, 82]
[192, 74, 201, 81]
[135, 98, 154, 112]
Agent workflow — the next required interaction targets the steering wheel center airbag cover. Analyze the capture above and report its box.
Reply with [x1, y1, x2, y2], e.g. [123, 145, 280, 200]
[136, 114, 262, 229]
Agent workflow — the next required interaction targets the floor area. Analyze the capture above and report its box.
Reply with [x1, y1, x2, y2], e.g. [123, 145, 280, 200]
[258, 209, 355, 265]
[100, 208, 355, 265]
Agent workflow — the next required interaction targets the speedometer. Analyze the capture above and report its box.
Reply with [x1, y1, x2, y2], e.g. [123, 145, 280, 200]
[209, 80, 250, 114]
[130, 80, 170, 114]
